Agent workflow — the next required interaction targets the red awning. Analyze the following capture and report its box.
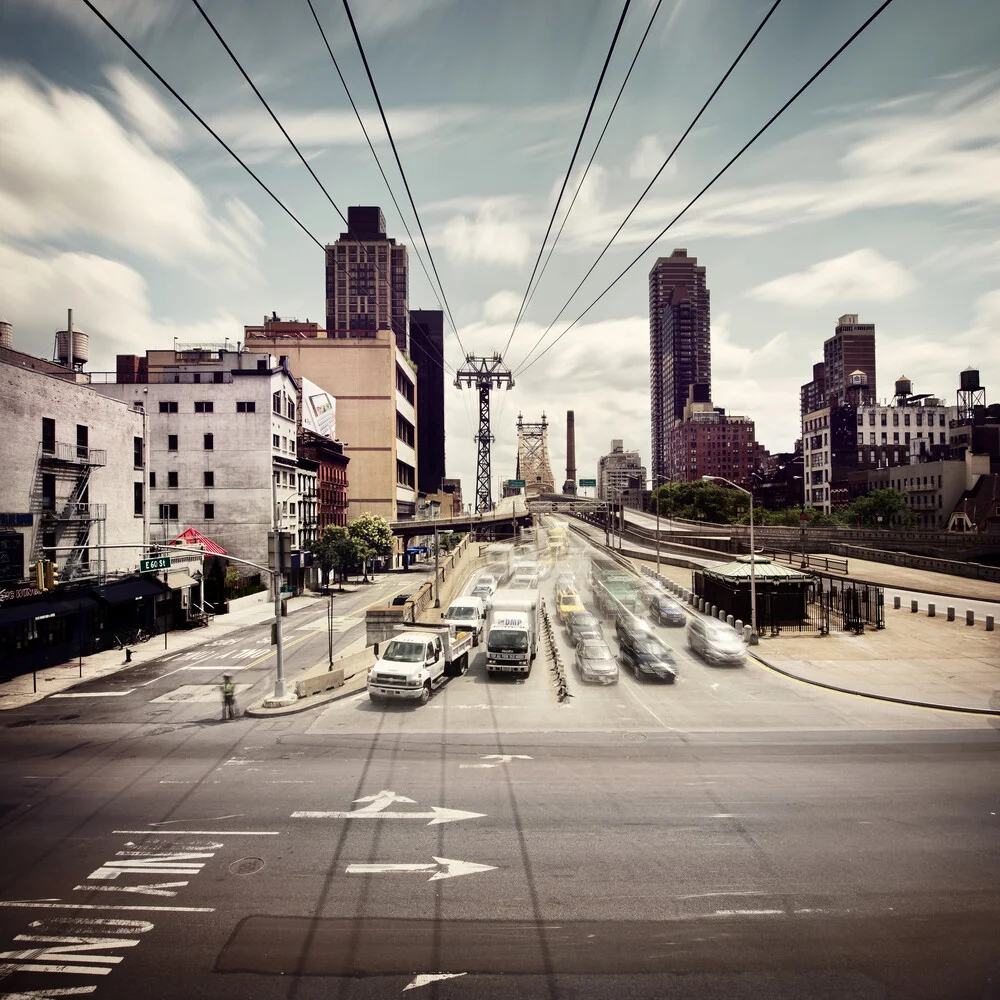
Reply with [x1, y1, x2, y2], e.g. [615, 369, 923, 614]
[170, 526, 228, 556]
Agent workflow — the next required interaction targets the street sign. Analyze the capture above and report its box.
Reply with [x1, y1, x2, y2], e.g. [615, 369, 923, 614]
[140, 556, 172, 572]
[507, 479, 526, 488]
[579, 479, 597, 487]
[280, 585, 295, 597]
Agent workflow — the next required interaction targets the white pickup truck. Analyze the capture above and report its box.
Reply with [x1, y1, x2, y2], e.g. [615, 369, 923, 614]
[440, 596, 486, 646]
[368, 623, 473, 704]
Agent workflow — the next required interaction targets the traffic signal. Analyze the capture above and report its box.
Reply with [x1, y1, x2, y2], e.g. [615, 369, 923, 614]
[32, 560, 45, 590]
[44, 559, 59, 590]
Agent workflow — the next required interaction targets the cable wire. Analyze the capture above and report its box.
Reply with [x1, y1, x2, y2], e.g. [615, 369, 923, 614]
[503, 0, 632, 356]
[522, 0, 665, 321]
[514, 0, 784, 375]
[340, 0, 467, 359]
[516, 0, 897, 379]
[304, 0, 464, 365]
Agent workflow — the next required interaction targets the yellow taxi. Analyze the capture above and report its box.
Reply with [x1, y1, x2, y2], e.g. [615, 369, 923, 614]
[556, 588, 586, 624]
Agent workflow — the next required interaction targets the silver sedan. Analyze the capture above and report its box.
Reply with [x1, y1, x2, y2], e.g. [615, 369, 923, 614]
[574, 639, 619, 685]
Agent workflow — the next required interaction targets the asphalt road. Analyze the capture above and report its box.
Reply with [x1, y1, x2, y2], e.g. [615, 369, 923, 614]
[1, 542, 998, 1000]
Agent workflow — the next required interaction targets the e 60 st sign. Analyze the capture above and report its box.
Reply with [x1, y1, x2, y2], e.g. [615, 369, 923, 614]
[140, 556, 172, 573]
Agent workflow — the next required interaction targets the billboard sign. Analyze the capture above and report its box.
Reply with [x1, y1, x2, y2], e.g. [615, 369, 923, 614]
[301, 378, 336, 439]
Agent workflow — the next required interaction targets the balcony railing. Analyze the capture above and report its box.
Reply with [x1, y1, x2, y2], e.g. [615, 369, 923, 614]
[40, 442, 108, 467]
[60, 502, 108, 521]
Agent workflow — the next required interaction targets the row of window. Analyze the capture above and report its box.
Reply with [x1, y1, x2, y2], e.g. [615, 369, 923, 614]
[858, 431, 938, 445]
[164, 434, 213, 451]
[157, 503, 214, 520]
[859, 410, 946, 428]
[158, 400, 257, 413]
[150, 471, 215, 488]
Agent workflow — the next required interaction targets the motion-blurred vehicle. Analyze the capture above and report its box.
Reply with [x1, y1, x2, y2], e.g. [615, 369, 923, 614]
[618, 629, 678, 682]
[486, 589, 540, 676]
[565, 610, 603, 643]
[687, 616, 746, 667]
[574, 639, 619, 684]
[615, 609, 655, 644]
[556, 588, 586, 624]
[471, 583, 494, 608]
[648, 591, 686, 627]
[440, 596, 486, 646]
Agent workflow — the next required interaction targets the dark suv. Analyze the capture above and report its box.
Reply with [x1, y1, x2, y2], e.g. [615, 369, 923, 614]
[648, 592, 686, 627]
[618, 629, 678, 682]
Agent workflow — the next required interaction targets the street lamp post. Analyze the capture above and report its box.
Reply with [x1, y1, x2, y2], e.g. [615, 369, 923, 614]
[650, 475, 670, 575]
[703, 475, 757, 643]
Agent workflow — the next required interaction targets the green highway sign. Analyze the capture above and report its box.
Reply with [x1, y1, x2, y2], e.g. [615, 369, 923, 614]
[140, 556, 172, 572]
[579, 479, 597, 487]
[508, 479, 526, 488]
[280, 585, 295, 596]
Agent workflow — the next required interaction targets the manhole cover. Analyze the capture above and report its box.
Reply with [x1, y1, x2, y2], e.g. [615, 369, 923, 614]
[623, 733, 647, 743]
[149, 727, 174, 737]
[229, 857, 265, 876]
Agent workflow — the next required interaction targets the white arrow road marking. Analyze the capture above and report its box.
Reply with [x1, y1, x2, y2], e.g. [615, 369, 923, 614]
[351, 790, 417, 814]
[460, 754, 533, 769]
[403, 972, 468, 991]
[293, 807, 484, 826]
[0, 901, 213, 913]
[148, 815, 243, 826]
[346, 858, 496, 882]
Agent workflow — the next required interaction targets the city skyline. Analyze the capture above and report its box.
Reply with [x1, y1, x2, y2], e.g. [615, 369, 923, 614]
[1, 0, 999, 494]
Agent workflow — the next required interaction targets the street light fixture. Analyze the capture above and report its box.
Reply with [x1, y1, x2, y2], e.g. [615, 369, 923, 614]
[702, 475, 758, 644]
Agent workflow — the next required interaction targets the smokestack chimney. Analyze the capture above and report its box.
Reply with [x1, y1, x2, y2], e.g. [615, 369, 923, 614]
[562, 409, 577, 495]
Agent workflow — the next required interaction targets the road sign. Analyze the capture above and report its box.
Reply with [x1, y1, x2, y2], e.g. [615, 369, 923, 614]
[140, 556, 172, 572]
[507, 479, 526, 488]
[579, 479, 597, 487]
[280, 585, 295, 596]
[345, 857, 496, 881]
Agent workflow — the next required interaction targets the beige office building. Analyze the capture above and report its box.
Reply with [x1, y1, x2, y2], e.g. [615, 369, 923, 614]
[244, 323, 417, 521]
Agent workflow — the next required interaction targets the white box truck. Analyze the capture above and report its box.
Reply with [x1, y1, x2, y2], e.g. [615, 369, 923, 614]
[368, 623, 473, 704]
[486, 589, 540, 676]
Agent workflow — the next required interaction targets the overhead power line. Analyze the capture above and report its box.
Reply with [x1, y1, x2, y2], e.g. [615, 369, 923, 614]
[502, 0, 633, 357]
[514, 0, 784, 376]
[340, 0, 467, 359]
[516, 0, 898, 379]
[303, 0, 464, 365]
[521, 0, 666, 321]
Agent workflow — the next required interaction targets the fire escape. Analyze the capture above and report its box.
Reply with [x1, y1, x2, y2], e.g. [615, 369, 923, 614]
[29, 437, 108, 582]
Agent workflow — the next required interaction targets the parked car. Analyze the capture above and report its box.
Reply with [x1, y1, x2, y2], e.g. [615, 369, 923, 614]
[648, 591, 686, 627]
[566, 611, 603, 644]
[574, 639, 619, 684]
[687, 616, 746, 666]
[390, 592, 414, 607]
[618, 629, 677, 682]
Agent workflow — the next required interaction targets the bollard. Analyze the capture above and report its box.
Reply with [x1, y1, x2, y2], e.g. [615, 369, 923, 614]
[711, 605, 718, 618]
[893, 596, 901, 610]
[742, 625, 753, 643]
[719, 610, 726, 623]
[928, 603, 935, 618]
[910, 600, 918, 614]
[727, 614, 734, 627]
[947, 606, 955, 621]
[735, 619, 743, 632]
[698, 598, 704, 612]
[987, 615, 994, 632]
[125, 648, 133, 664]
[966, 610, 975, 626]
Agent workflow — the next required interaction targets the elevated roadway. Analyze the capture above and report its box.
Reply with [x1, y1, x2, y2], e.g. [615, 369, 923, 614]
[390, 494, 531, 544]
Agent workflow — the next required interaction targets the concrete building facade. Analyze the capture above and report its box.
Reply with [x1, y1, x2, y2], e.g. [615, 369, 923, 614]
[664, 393, 760, 487]
[598, 440, 647, 505]
[823, 313, 877, 407]
[409, 308, 445, 497]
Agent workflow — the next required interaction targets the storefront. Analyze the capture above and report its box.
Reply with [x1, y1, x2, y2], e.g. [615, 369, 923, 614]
[0, 591, 100, 681]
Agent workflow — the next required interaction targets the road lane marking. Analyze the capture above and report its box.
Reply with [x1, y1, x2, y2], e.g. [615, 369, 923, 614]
[404, 973, 468, 991]
[0, 901, 214, 913]
[113, 830, 279, 836]
[293, 791, 484, 826]
[50, 691, 134, 699]
[345, 858, 496, 881]
[149, 683, 251, 704]
[460, 754, 532, 769]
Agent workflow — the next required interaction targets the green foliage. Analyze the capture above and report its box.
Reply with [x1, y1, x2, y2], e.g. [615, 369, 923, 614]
[844, 488, 914, 528]
[310, 525, 361, 587]
[224, 564, 240, 597]
[348, 512, 394, 582]
[649, 481, 743, 523]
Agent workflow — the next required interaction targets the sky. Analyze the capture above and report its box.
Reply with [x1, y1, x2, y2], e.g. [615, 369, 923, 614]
[2, 0, 1000, 507]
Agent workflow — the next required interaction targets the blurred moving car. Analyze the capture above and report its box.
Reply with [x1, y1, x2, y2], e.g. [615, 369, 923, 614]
[618, 629, 677, 682]
[687, 616, 746, 666]
[557, 589, 586, 624]
[615, 609, 655, 644]
[648, 591, 686, 627]
[574, 639, 619, 684]
[565, 610, 603, 643]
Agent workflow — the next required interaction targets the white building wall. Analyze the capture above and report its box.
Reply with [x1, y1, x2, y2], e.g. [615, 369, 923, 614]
[0, 361, 143, 582]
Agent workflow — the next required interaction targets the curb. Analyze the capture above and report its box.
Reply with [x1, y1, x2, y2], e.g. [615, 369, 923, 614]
[244, 670, 368, 717]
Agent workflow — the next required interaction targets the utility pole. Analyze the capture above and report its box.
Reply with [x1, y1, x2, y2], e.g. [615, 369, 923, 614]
[455, 354, 514, 513]
[271, 475, 286, 700]
[433, 522, 440, 609]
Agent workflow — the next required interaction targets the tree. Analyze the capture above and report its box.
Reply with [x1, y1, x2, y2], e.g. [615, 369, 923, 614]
[224, 564, 240, 598]
[310, 526, 360, 589]
[846, 488, 913, 528]
[650, 481, 741, 523]
[348, 512, 394, 582]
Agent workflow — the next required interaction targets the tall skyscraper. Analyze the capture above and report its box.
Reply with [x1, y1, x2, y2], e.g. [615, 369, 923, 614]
[409, 309, 445, 496]
[823, 313, 876, 406]
[649, 249, 710, 480]
[325, 206, 409, 354]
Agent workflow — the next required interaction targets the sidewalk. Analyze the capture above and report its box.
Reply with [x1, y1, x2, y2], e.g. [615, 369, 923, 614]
[0, 593, 326, 711]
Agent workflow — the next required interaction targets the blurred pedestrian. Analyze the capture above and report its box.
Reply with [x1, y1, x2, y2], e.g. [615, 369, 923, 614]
[221, 673, 237, 720]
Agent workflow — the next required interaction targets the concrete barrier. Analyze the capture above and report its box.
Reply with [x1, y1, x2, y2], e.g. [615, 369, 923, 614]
[948, 607, 955, 621]
[966, 610, 975, 626]
[295, 666, 346, 699]
[910, 600, 918, 613]
[987, 615, 995, 632]
[928, 603, 935, 618]
[893, 596, 901, 610]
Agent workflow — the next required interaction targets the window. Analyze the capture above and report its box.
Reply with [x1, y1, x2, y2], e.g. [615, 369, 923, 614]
[881, 432, 887, 444]
[42, 472, 56, 512]
[287, 400, 296, 421]
[204, 470, 214, 487]
[168, 434, 178, 451]
[134, 482, 144, 516]
[168, 471, 179, 488]
[904, 413, 911, 426]
[134, 436, 143, 468]
[213, 371, 224, 384]
[893, 412, 899, 426]
[273, 391, 282, 414]
[149, 472, 156, 488]
[204, 503, 215, 520]
[880, 413, 887, 426]
[856, 413, 864, 427]
[236, 401, 256, 413]
[869, 432, 876, 445]
[158, 503, 179, 519]
[868, 412, 876, 426]
[76, 424, 88, 459]
[905, 432, 911, 444]
[916, 412, 923, 427]
[893, 432, 899, 443]
[194, 401, 214, 413]
[42, 417, 55, 453]
[257, 358, 267, 370]
[159, 401, 179, 414]
[204, 433, 214, 451]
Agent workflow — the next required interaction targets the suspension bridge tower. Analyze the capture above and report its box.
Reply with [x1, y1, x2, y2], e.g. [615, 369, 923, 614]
[516, 412, 555, 496]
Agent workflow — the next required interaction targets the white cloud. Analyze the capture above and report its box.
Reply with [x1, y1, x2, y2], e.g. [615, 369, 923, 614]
[441, 202, 531, 267]
[747, 249, 917, 306]
[0, 71, 260, 267]
[352, 0, 456, 35]
[0, 245, 241, 365]
[104, 65, 182, 148]
[19, 0, 179, 38]
[629, 134, 671, 181]
[482, 291, 521, 323]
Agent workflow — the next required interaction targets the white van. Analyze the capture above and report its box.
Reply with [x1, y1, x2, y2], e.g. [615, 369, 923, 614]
[440, 596, 486, 646]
